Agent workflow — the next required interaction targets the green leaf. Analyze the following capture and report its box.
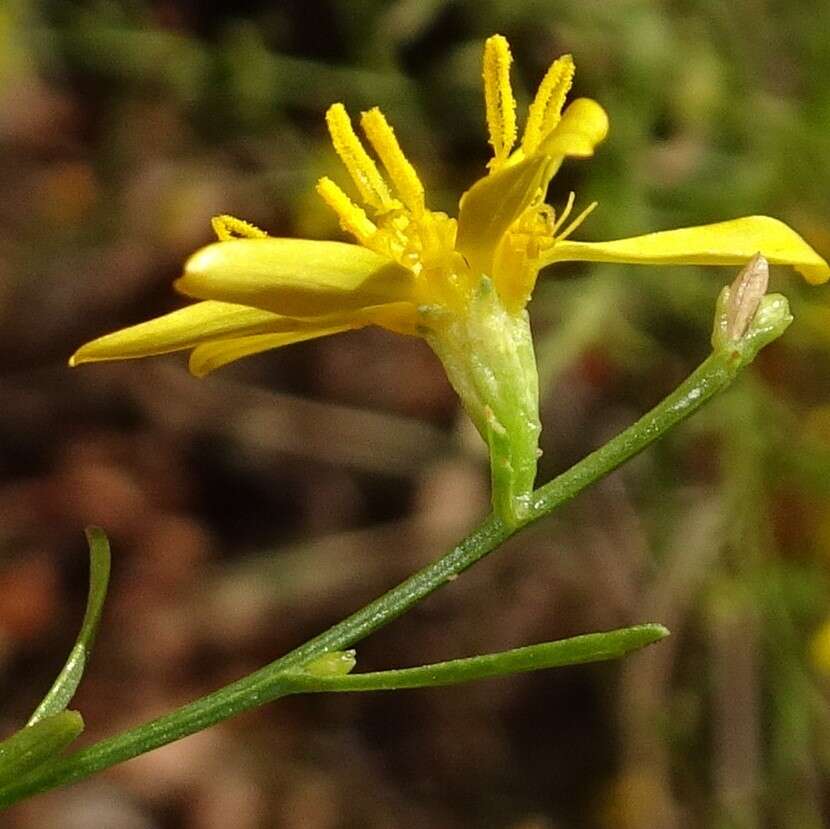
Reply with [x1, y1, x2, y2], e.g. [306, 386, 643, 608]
[27, 528, 111, 726]
[0, 711, 84, 785]
[282, 624, 670, 694]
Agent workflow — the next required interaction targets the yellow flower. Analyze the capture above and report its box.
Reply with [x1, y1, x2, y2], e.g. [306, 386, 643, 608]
[71, 34, 829, 523]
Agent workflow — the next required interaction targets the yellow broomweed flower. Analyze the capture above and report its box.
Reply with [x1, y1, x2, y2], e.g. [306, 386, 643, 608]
[71, 34, 829, 524]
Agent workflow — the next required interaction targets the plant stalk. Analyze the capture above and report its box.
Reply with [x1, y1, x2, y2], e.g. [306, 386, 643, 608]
[0, 337, 770, 808]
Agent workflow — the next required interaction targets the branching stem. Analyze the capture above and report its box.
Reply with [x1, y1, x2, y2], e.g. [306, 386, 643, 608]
[0, 331, 775, 809]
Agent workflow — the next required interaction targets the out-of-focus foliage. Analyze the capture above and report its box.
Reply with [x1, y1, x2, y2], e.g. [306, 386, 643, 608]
[1, 1, 829, 827]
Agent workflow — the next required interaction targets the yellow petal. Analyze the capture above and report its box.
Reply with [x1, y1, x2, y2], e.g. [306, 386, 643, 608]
[537, 97, 609, 158]
[356, 300, 421, 335]
[545, 216, 830, 284]
[188, 325, 354, 377]
[456, 155, 553, 275]
[176, 238, 415, 316]
[69, 301, 304, 366]
[186, 299, 422, 378]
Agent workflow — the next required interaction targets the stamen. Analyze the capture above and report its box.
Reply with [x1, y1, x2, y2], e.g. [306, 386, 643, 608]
[550, 192, 576, 236]
[555, 200, 597, 242]
[522, 54, 575, 156]
[361, 108, 425, 215]
[316, 177, 378, 245]
[325, 103, 395, 212]
[211, 215, 268, 241]
[482, 35, 517, 169]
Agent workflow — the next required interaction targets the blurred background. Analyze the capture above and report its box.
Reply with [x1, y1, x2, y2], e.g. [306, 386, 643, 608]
[2, 1, 830, 826]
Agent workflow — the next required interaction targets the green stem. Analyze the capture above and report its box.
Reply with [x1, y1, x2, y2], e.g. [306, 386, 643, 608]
[0, 342, 764, 808]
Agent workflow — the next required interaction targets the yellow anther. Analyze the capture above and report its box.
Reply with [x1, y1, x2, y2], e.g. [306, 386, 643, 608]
[360, 107, 425, 215]
[482, 35, 517, 169]
[325, 103, 395, 212]
[211, 215, 268, 241]
[316, 177, 378, 245]
[555, 199, 598, 242]
[522, 54, 575, 156]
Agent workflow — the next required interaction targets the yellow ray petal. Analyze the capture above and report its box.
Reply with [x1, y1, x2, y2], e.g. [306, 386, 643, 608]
[187, 299, 421, 376]
[69, 301, 303, 366]
[456, 155, 553, 275]
[188, 325, 354, 377]
[355, 300, 421, 336]
[176, 238, 416, 316]
[544, 216, 830, 284]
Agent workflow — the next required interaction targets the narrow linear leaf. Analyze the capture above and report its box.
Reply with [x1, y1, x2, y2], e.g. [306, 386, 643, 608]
[0, 711, 84, 785]
[287, 624, 669, 694]
[27, 528, 111, 726]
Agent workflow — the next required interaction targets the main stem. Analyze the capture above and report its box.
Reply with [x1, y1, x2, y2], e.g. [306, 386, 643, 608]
[0, 346, 751, 808]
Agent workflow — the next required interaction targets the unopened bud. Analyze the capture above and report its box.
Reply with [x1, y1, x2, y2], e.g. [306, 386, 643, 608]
[725, 252, 769, 341]
[712, 253, 793, 357]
